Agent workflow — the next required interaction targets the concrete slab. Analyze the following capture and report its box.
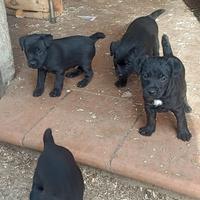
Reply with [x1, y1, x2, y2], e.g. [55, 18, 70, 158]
[111, 114, 200, 199]
[23, 90, 138, 170]
[0, 68, 65, 145]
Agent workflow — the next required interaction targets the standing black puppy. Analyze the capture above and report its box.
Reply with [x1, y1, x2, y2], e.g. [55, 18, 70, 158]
[30, 128, 84, 200]
[19, 32, 105, 97]
[130, 34, 192, 141]
[110, 9, 165, 87]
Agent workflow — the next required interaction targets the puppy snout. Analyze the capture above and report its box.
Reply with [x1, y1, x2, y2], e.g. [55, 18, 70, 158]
[29, 60, 37, 67]
[116, 65, 122, 75]
[147, 88, 157, 96]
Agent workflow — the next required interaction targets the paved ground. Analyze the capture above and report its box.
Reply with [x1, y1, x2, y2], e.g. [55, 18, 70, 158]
[0, 142, 194, 200]
[1, 0, 200, 199]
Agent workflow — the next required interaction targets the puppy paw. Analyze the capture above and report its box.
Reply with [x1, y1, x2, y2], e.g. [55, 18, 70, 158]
[33, 88, 44, 97]
[184, 105, 192, 113]
[77, 80, 89, 88]
[177, 129, 192, 141]
[139, 126, 155, 136]
[115, 80, 127, 88]
[49, 88, 61, 97]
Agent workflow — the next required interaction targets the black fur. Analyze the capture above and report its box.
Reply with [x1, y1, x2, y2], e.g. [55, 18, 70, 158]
[30, 128, 84, 200]
[19, 32, 105, 97]
[130, 34, 192, 141]
[110, 9, 165, 87]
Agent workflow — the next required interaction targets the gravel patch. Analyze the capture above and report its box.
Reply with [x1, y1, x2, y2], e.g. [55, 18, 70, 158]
[0, 142, 195, 200]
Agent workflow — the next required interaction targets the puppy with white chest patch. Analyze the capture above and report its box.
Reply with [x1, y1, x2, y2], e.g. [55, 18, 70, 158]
[110, 9, 165, 88]
[128, 34, 192, 141]
[19, 32, 105, 97]
[30, 128, 84, 200]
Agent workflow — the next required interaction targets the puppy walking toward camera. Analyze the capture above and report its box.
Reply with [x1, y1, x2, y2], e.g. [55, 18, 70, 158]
[19, 32, 105, 97]
[110, 9, 165, 87]
[30, 128, 84, 200]
[129, 34, 192, 141]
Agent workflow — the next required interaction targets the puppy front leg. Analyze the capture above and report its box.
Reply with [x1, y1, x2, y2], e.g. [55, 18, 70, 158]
[139, 105, 156, 136]
[77, 65, 93, 88]
[114, 62, 128, 88]
[49, 72, 64, 97]
[33, 69, 47, 97]
[172, 108, 192, 141]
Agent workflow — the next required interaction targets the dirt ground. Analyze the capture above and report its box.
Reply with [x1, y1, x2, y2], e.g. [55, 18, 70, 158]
[0, 142, 194, 200]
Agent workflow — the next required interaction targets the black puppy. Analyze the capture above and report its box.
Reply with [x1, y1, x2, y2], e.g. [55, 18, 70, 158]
[30, 128, 84, 200]
[19, 32, 105, 97]
[110, 9, 165, 88]
[129, 34, 192, 141]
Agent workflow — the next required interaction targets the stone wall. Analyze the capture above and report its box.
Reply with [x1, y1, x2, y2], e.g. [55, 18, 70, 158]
[0, 1, 15, 98]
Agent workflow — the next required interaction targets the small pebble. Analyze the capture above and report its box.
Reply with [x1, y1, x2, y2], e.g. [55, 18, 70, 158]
[77, 108, 84, 112]
[121, 91, 132, 98]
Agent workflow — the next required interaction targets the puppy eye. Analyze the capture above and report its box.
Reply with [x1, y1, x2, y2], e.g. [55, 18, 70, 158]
[142, 73, 149, 79]
[160, 75, 167, 82]
[38, 186, 44, 191]
[36, 50, 43, 55]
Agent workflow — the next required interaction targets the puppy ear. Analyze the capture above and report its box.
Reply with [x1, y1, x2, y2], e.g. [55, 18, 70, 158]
[19, 36, 26, 51]
[110, 41, 119, 56]
[167, 57, 183, 78]
[40, 34, 53, 48]
[127, 49, 147, 75]
[127, 46, 136, 57]
[136, 56, 147, 74]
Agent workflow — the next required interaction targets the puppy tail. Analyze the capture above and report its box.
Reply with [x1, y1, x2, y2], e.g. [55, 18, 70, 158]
[149, 9, 165, 19]
[43, 128, 55, 146]
[162, 34, 173, 56]
[89, 32, 106, 42]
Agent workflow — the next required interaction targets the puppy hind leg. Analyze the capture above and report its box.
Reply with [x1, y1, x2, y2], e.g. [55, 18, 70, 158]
[65, 66, 83, 78]
[77, 64, 93, 88]
[172, 108, 192, 141]
[183, 97, 192, 113]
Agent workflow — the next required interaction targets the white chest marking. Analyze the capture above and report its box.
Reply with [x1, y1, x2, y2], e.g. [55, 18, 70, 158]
[153, 99, 163, 107]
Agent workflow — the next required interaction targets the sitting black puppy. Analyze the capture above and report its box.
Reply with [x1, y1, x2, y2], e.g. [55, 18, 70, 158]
[110, 9, 165, 88]
[30, 128, 84, 200]
[19, 32, 105, 97]
[129, 34, 192, 141]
